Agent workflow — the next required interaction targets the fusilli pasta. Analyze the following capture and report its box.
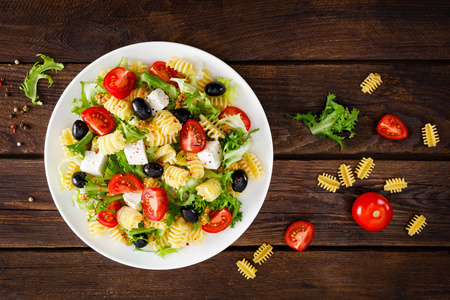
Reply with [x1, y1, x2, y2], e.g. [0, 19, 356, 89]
[98, 130, 126, 155]
[163, 165, 189, 189]
[117, 206, 143, 231]
[167, 56, 195, 76]
[199, 114, 225, 140]
[186, 152, 205, 179]
[103, 96, 133, 120]
[196, 178, 222, 202]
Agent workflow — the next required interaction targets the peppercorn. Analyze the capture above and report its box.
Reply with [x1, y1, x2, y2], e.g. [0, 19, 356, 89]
[20, 109, 25, 114]
[10, 124, 16, 133]
[15, 59, 20, 64]
[23, 105, 29, 112]
[23, 124, 30, 130]
[28, 197, 34, 202]
[10, 114, 15, 118]
[0, 78, 4, 82]
[19, 123, 24, 128]
[17, 142, 22, 146]
[5, 93, 9, 97]
[13, 107, 18, 112]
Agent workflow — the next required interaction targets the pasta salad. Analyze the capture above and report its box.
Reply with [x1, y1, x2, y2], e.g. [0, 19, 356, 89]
[58, 56, 263, 257]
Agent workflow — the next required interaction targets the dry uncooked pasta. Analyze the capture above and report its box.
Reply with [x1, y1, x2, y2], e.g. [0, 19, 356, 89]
[236, 259, 257, 279]
[422, 123, 440, 147]
[338, 164, 355, 187]
[253, 243, 273, 265]
[406, 215, 427, 236]
[317, 173, 340, 193]
[361, 73, 382, 94]
[384, 178, 407, 193]
[355, 157, 375, 179]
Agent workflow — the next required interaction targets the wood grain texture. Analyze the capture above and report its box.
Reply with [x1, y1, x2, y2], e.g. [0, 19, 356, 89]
[0, 63, 449, 156]
[0, 0, 449, 62]
[1, 159, 448, 247]
[1, 249, 449, 299]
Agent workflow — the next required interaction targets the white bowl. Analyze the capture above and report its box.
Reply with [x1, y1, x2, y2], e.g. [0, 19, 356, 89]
[44, 42, 273, 269]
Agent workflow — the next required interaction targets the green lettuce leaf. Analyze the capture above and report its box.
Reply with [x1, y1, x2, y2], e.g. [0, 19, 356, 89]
[66, 131, 93, 158]
[71, 82, 106, 115]
[19, 54, 64, 105]
[139, 72, 178, 101]
[221, 128, 258, 167]
[287, 93, 359, 149]
[116, 118, 146, 144]
[216, 78, 237, 104]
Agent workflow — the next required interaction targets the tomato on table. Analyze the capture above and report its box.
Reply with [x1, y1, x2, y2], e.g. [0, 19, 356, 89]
[179, 119, 206, 153]
[149, 61, 179, 87]
[80, 107, 115, 136]
[376, 114, 407, 140]
[202, 208, 232, 233]
[352, 192, 393, 231]
[141, 188, 168, 221]
[219, 106, 251, 131]
[285, 221, 315, 251]
[103, 67, 137, 99]
[108, 173, 144, 196]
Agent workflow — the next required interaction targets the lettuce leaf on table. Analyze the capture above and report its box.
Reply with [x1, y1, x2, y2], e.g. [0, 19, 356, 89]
[287, 93, 359, 149]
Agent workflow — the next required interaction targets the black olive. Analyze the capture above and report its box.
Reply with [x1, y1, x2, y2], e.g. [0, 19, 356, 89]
[72, 172, 87, 188]
[205, 81, 226, 96]
[172, 108, 193, 123]
[143, 162, 164, 178]
[232, 170, 248, 193]
[132, 233, 148, 248]
[72, 120, 89, 141]
[181, 206, 199, 223]
[132, 97, 151, 120]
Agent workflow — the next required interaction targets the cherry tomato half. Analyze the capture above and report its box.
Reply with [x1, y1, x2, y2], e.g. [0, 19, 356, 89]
[141, 188, 168, 221]
[202, 208, 232, 233]
[80, 107, 115, 136]
[108, 173, 144, 196]
[179, 119, 206, 153]
[376, 114, 407, 140]
[219, 106, 251, 131]
[149, 61, 179, 87]
[107, 200, 122, 215]
[97, 210, 118, 228]
[103, 67, 137, 99]
[285, 221, 315, 251]
[352, 192, 393, 232]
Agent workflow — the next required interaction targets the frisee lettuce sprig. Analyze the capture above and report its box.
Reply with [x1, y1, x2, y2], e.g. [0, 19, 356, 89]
[19, 54, 64, 105]
[287, 93, 359, 149]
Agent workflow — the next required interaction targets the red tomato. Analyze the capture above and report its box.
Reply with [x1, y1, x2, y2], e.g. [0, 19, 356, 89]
[219, 106, 251, 131]
[108, 173, 144, 196]
[80, 107, 115, 136]
[352, 192, 393, 231]
[377, 114, 407, 140]
[285, 221, 315, 251]
[107, 200, 122, 214]
[103, 67, 137, 99]
[202, 208, 232, 233]
[97, 210, 118, 228]
[179, 119, 206, 153]
[149, 61, 179, 87]
[141, 188, 168, 221]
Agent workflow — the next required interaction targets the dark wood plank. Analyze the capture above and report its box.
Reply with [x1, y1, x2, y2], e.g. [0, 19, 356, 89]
[1, 63, 449, 156]
[1, 249, 449, 299]
[1, 159, 448, 247]
[0, 1, 449, 62]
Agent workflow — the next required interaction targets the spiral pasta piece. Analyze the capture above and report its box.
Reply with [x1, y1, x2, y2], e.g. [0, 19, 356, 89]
[108, 226, 128, 244]
[239, 152, 263, 180]
[62, 161, 81, 190]
[338, 164, 355, 187]
[196, 178, 222, 202]
[116, 206, 143, 231]
[128, 60, 148, 75]
[167, 56, 195, 76]
[154, 144, 177, 164]
[168, 217, 192, 248]
[199, 114, 225, 140]
[361, 73, 382, 94]
[152, 110, 182, 136]
[91, 136, 99, 152]
[145, 130, 178, 147]
[98, 130, 126, 155]
[103, 96, 133, 120]
[422, 123, 440, 147]
[209, 96, 229, 111]
[355, 157, 375, 179]
[188, 226, 206, 246]
[317, 173, 340, 193]
[163, 165, 189, 189]
[123, 85, 151, 102]
[59, 128, 78, 157]
[88, 220, 108, 237]
[143, 213, 168, 230]
[186, 152, 205, 179]
[197, 69, 213, 92]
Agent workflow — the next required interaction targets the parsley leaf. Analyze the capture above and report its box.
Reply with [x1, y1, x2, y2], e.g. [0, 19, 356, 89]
[287, 93, 359, 149]
[19, 54, 64, 105]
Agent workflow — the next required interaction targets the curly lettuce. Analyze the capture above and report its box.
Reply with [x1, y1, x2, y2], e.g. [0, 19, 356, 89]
[19, 54, 64, 105]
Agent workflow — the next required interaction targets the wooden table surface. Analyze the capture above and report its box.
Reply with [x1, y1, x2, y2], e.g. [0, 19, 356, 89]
[1, 1, 449, 299]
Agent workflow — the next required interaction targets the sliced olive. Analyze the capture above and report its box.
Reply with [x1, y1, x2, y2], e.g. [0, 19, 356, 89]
[132, 233, 148, 248]
[72, 120, 89, 141]
[132, 97, 151, 120]
[181, 206, 199, 223]
[232, 170, 248, 193]
[205, 81, 225, 96]
[172, 108, 193, 123]
[72, 171, 87, 188]
[143, 162, 164, 178]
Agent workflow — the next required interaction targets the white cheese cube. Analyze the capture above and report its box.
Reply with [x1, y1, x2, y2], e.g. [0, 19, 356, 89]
[145, 88, 170, 116]
[123, 192, 143, 211]
[124, 139, 148, 165]
[80, 150, 108, 177]
[197, 141, 223, 170]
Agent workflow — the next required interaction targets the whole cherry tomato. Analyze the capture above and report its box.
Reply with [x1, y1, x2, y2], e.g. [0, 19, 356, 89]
[352, 192, 393, 231]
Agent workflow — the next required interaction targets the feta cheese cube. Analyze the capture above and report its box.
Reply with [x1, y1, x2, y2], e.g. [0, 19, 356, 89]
[123, 192, 142, 211]
[197, 141, 223, 170]
[80, 151, 108, 177]
[124, 139, 148, 165]
[145, 88, 170, 116]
